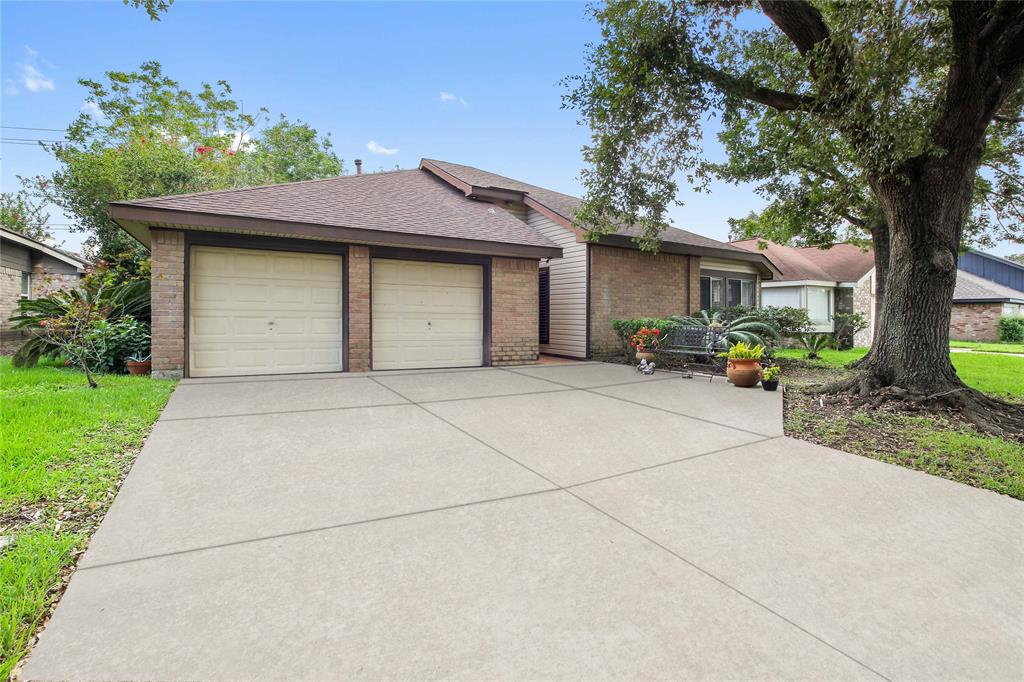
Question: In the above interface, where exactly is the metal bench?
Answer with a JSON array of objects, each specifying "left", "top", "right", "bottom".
[{"left": 654, "top": 325, "right": 729, "bottom": 381}]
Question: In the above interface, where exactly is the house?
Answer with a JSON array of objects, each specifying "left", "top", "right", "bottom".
[
  {"left": 949, "top": 250, "right": 1024, "bottom": 341},
  {"left": 1, "top": 226, "right": 87, "bottom": 348},
  {"left": 731, "top": 239, "right": 875, "bottom": 341},
  {"left": 734, "top": 239, "right": 1024, "bottom": 345},
  {"left": 109, "top": 158, "right": 775, "bottom": 379}
]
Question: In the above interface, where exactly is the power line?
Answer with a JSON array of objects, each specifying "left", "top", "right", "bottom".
[
  {"left": 1, "top": 125, "right": 66, "bottom": 132},
  {"left": 1, "top": 137, "right": 63, "bottom": 143}
]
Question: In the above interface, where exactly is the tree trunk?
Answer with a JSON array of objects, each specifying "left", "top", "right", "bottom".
[{"left": 830, "top": 166, "right": 1024, "bottom": 436}]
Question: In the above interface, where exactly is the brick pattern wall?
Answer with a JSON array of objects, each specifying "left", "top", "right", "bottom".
[
  {"left": 347, "top": 246, "right": 371, "bottom": 372},
  {"left": 0, "top": 266, "right": 24, "bottom": 333},
  {"left": 151, "top": 229, "right": 185, "bottom": 379},
  {"left": 950, "top": 302, "right": 1002, "bottom": 342},
  {"left": 588, "top": 245, "right": 691, "bottom": 357},
  {"left": 491, "top": 257, "right": 539, "bottom": 365},
  {"left": 686, "top": 255, "right": 701, "bottom": 314},
  {"left": 852, "top": 274, "right": 874, "bottom": 347}
]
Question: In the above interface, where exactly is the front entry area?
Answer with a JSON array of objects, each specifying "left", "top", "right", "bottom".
[
  {"left": 188, "top": 246, "right": 344, "bottom": 377},
  {"left": 371, "top": 258, "right": 484, "bottom": 370}
]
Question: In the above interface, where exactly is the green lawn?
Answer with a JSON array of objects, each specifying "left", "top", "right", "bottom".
[
  {"left": 776, "top": 346, "right": 1024, "bottom": 500},
  {"left": 949, "top": 340, "right": 1024, "bottom": 354},
  {"left": 0, "top": 358, "right": 175, "bottom": 678},
  {"left": 774, "top": 347, "right": 1024, "bottom": 399}
]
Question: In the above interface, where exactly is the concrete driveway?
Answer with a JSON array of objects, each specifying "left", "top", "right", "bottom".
[{"left": 24, "top": 362, "right": 1024, "bottom": 680}]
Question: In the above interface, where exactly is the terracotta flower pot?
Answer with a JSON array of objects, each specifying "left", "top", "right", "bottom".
[
  {"left": 635, "top": 351, "right": 656, "bottom": 362},
  {"left": 726, "top": 358, "right": 761, "bottom": 388},
  {"left": 127, "top": 360, "right": 152, "bottom": 376}
]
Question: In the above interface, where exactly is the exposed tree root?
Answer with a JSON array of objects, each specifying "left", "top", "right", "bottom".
[{"left": 819, "top": 372, "right": 1024, "bottom": 440}]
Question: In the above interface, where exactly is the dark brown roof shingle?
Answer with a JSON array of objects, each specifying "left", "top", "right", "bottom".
[{"left": 113, "top": 169, "right": 558, "bottom": 251}]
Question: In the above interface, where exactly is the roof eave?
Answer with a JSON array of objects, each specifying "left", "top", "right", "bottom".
[
  {"left": 953, "top": 297, "right": 1024, "bottom": 304},
  {"left": 108, "top": 203, "right": 562, "bottom": 259},
  {"left": 0, "top": 227, "right": 88, "bottom": 271},
  {"left": 595, "top": 233, "right": 780, "bottom": 279}
]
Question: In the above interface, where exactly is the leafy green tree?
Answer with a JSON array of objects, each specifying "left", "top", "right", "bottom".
[
  {"left": 566, "top": 1, "right": 1024, "bottom": 434},
  {"left": 1008, "top": 253, "right": 1024, "bottom": 265},
  {"left": 237, "top": 116, "right": 344, "bottom": 185},
  {"left": 124, "top": 0, "right": 172, "bottom": 21},
  {"left": 0, "top": 187, "right": 51, "bottom": 241},
  {"left": 34, "top": 62, "right": 342, "bottom": 265}
]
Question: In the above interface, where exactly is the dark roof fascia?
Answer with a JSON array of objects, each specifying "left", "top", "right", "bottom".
[
  {"left": 954, "top": 297, "right": 1024, "bottom": 304},
  {"left": 596, "top": 233, "right": 780, "bottom": 279},
  {"left": 419, "top": 160, "right": 527, "bottom": 204},
  {"left": 108, "top": 204, "right": 563, "bottom": 260}
]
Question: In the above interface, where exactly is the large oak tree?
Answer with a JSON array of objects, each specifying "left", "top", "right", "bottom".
[{"left": 566, "top": 0, "right": 1024, "bottom": 434}]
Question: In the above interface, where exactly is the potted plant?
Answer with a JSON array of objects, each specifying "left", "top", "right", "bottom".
[
  {"left": 719, "top": 341, "right": 764, "bottom": 388},
  {"left": 126, "top": 352, "right": 152, "bottom": 376},
  {"left": 630, "top": 326, "right": 663, "bottom": 362},
  {"left": 761, "top": 364, "right": 780, "bottom": 391}
]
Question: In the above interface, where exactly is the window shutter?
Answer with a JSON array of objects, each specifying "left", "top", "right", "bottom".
[{"left": 538, "top": 268, "right": 550, "bottom": 345}]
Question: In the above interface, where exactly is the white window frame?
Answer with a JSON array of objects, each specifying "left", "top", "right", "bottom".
[
  {"left": 740, "top": 279, "right": 754, "bottom": 307},
  {"left": 20, "top": 272, "right": 31, "bottom": 300}
]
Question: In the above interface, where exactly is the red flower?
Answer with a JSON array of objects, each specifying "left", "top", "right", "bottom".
[
  {"left": 227, "top": 150, "right": 235, "bottom": 156},
  {"left": 653, "top": 329, "right": 661, "bottom": 336},
  {"left": 640, "top": 327, "right": 649, "bottom": 334}
]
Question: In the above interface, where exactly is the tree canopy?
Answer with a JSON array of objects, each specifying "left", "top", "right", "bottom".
[
  {"left": 33, "top": 62, "right": 343, "bottom": 263},
  {"left": 566, "top": 0, "right": 1023, "bottom": 253},
  {"left": 1, "top": 188, "right": 52, "bottom": 242}
]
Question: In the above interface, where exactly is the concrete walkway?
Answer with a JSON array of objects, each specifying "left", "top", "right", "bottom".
[{"left": 24, "top": 363, "right": 1024, "bottom": 680}]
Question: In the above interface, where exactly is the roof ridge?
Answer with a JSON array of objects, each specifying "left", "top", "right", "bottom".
[{"left": 115, "top": 167, "right": 421, "bottom": 206}]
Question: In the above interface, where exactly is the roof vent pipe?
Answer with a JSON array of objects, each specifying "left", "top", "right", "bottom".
[{"left": 354, "top": 159, "right": 363, "bottom": 175}]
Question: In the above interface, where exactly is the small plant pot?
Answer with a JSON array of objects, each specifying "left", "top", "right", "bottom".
[
  {"left": 761, "top": 379, "right": 779, "bottom": 392},
  {"left": 127, "top": 360, "right": 152, "bottom": 376},
  {"left": 726, "top": 358, "right": 762, "bottom": 388},
  {"left": 635, "top": 351, "right": 656, "bottom": 362}
]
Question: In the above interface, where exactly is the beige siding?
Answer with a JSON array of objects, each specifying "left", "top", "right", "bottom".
[
  {"left": 526, "top": 208, "right": 587, "bottom": 358},
  {"left": 700, "top": 257, "right": 759, "bottom": 274}
]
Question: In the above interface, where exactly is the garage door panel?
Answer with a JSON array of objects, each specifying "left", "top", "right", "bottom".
[
  {"left": 189, "top": 246, "right": 343, "bottom": 378},
  {"left": 371, "top": 259, "right": 484, "bottom": 370}
]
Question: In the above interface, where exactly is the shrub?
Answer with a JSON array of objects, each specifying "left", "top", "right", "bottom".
[
  {"left": 629, "top": 326, "right": 665, "bottom": 353},
  {"left": 762, "top": 365, "right": 781, "bottom": 382},
  {"left": 997, "top": 315, "right": 1024, "bottom": 343},
  {"left": 91, "top": 316, "right": 151, "bottom": 374},
  {"left": 831, "top": 311, "right": 868, "bottom": 350},
  {"left": 611, "top": 318, "right": 679, "bottom": 357},
  {"left": 749, "top": 306, "right": 812, "bottom": 338},
  {"left": 795, "top": 332, "right": 832, "bottom": 359}
]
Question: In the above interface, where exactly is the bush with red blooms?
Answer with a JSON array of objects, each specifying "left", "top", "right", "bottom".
[{"left": 629, "top": 327, "right": 663, "bottom": 352}]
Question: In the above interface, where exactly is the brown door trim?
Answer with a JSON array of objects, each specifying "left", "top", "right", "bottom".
[
  {"left": 367, "top": 246, "right": 492, "bottom": 369},
  {"left": 183, "top": 231, "right": 349, "bottom": 378}
]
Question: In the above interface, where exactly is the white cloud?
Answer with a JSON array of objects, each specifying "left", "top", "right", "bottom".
[
  {"left": 366, "top": 140, "right": 398, "bottom": 155},
  {"left": 439, "top": 91, "right": 468, "bottom": 107},
  {"left": 219, "top": 129, "right": 253, "bottom": 152},
  {"left": 15, "top": 46, "right": 55, "bottom": 93},
  {"left": 80, "top": 101, "right": 105, "bottom": 122}
]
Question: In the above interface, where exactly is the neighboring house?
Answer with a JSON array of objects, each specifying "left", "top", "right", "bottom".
[
  {"left": 734, "top": 239, "right": 1024, "bottom": 344},
  {"left": 949, "top": 251, "right": 1024, "bottom": 341},
  {"left": 109, "top": 158, "right": 776, "bottom": 379},
  {"left": 1, "top": 227, "right": 87, "bottom": 347},
  {"left": 731, "top": 239, "right": 875, "bottom": 341}
]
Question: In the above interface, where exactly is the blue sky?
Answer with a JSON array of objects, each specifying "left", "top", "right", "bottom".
[{"left": 2, "top": 1, "right": 1015, "bottom": 257}]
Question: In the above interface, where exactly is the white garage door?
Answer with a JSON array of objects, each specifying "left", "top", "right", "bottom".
[
  {"left": 189, "top": 246, "right": 344, "bottom": 377},
  {"left": 372, "top": 259, "right": 483, "bottom": 370}
]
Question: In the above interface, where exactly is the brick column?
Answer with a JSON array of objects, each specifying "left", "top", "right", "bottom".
[
  {"left": 150, "top": 229, "right": 185, "bottom": 379},
  {"left": 491, "top": 257, "right": 539, "bottom": 365},
  {"left": 688, "top": 256, "right": 702, "bottom": 313},
  {"left": 347, "top": 246, "right": 371, "bottom": 372}
]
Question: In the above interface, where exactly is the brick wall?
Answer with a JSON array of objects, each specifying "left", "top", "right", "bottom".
[
  {"left": 347, "top": 246, "right": 371, "bottom": 372},
  {"left": 588, "top": 245, "right": 693, "bottom": 357},
  {"left": 950, "top": 302, "right": 1002, "bottom": 341},
  {"left": 151, "top": 229, "right": 185, "bottom": 379},
  {"left": 0, "top": 266, "right": 24, "bottom": 333},
  {"left": 491, "top": 257, "right": 539, "bottom": 365},
  {"left": 852, "top": 274, "right": 874, "bottom": 347}
]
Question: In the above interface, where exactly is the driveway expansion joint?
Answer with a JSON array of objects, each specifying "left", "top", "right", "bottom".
[
  {"left": 500, "top": 367, "right": 774, "bottom": 438},
  {"left": 369, "top": 374, "right": 886, "bottom": 680}
]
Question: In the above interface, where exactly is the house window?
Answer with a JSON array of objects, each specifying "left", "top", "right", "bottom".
[
  {"left": 20, "top": 272, "right": 31, "bottom": 299},
  {"left": 741, "top": 279, "right": 754, "bottom": 307},
  {"left": 710, "top": 277, "right": 723, "bottom": 309},
  {"left": 700, "top": 276, "right": 711, "bottom": 310},
  {"left": 538, "top": 268, "right": 550, "bottom": 345},
  {"left": 806, "top": 286, "right": 831, "bottom": 324}
]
